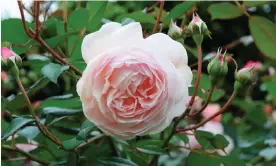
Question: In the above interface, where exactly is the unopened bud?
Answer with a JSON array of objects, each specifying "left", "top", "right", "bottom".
[
  {"left": 234, "top": 66, "right": 254, "bottom": 91},
  {"left": 207, "top": 48, "right": 228, "bottom": 85},
  {"left": 168, "top": 21, "right": 183, "bottom": 39},
  {"left": 188, "top": 13, "right": 209, "bottom": 45},
  {"left": 1, "top": 47, "right": 22, "bottom": 69}
]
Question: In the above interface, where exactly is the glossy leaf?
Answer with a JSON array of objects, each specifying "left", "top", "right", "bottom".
[
  {"left": 249, "top": 16, "right": 276, "bottom": 60},
  {"left": 211, "top": 90, "right": 225, "bottom": 102},
  {"left": 69, "top": 8, "right": 89, "bottom": 30},
  {"left": 167, "top": 1, "right": 195, "bottom": 20},
  {"left": 45, "top": 34, "right": 69, "bottom": 48},
  {"left": 98, "top": 157, "right": 137, "bottom": 166},
  {"left": 212, "top": 134, "right": 229, "bottom": 149},
  {"left": 2, "top": 117, "right": 34, "bottom": 140},
  {"left": 186, "top": 152, "right": 221, "bottom": 166},
  {"left": 243, "top": 1, "right": 267, "bottom": 7},
  {"left": 76, "top": 120, "right": 96, "bottom": 140},
  {"left": 61, "top": 138, "right": 83, "bottom": 150},
  {"left": 42, "top": 107, "right": 82, "bottom": 117},
  {"left": 42, "top": 63, "right": 69, "bottom": 84},
  {"left": 86, "top": 1, "right": 108, "bottom": 32},
  {"left": 207, "top": 3, "right": 243, "bottom": 20},
  {"left": 195, "top": 130, "right": 215, "bottom": 149},
  {"left": 1, "top": 18, "right": 31, "bottom": 44}
]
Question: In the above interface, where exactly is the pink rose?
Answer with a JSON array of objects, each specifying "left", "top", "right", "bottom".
[
  {"left": 202, "top": 104, "right": 222, "bottom": 122},
  {"left": 77, "top": 22, "right": 192, "bottom": 140}
]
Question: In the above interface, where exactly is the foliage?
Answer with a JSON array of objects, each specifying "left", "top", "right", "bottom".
[{"left": 1, "top": 1, "right": 276, "bottom": 166}]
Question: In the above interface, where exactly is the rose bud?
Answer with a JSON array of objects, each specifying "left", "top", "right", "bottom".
[
  {"left": 1, "top": 47, "right": 22, "bottom": 71},
  {"left": 77, "top": 22, "right": 193, "bottom": 140},
  {"left": 207, "top": 48, "right": 228, "bottom": 85},
  {"left": 234, "top": 66, "right": 254, "bottom": 91},
  {"left": 243, "top": 60, "right": 263, "bottom": 71},
  {"left": 188, "top": 13, "right": 209, "bottom": 45},
  {"left": 168, "top": 21, "right": 183, "bottom": 40}
]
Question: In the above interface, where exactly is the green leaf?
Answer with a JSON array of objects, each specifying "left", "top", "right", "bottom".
[
  {"left": 259, "top": 148, "right": 276, "bottom": 161},
  {"left": 137, "top": 146, "right": 165, "bottom": 155},
  {"left": 219, "top": 155, "right": 246, "bottom": 166},
  {"left": 39, "top": 96, "right": 81, "bottom": 109},
  {"left": 177, "top": 134, "right": 189, "bottom": 144},
  {"left": 135, "top": 140, "right": 164, "bottom": 155},
  {"left": 1, "top": 19, "right": 31, "bottom": 44},
  {"left": 212, "top": 134, "right": 229, "bottom": 149},
  {"left": 207, "top": 3, "right": 243, "bottom": 20},
  {"left": 135, "top": 140, "right": 163, "bottom": 147},
  {"left": 61, "top": 138, "right": 83, "bottom": 150},
  {"left": 18, "top": 126, "right": 40, "bottom": 140},
  {"left": 249, "top": 16, "right": 276, "bottom": 60},
  {"left": 211, "top": 90, "right": 225, "bottom": 102},
  {"left": 186, "top": 152, "right": 221, "bottom": 166},
  {"left": 7, "top": 78, "right": 49, "bottom": 111},
  {"left": 2, "top": 117, "right": 34, "bottom": 140},
  {"left": 98, "top": 157, "right": 137, "bottom": 166},
  {"left": 167, "top": 2, "right": 195, "bottom": 20},
  {"left": 42, "top": 107, "right": 82, "bottom": 117},
  {"left": 41, "top": 63, "right": 69, "bottom": 84},
  {"left": 45, "top": 33, "right": 69, "bottom": 48},
  {"left": 76, "top": 120, "right": 95, "bottom": 140},
  {"left": 195, "top": 130, "right": 215, "bottom": 149},
  {"left": 243, "top": 1, "right": 267, "bottom": 7},
  {"left": 116, "top": 11, "right": 155, "bottom": 24},
  {"left": 86, "top": 1, "right": 108, "bottom": 32},
  {"left": 69, "top": 8, "right": 89, "bottom": 30},
  {"left": 25, "top": 54, "right": 50, "bottom": 73}
]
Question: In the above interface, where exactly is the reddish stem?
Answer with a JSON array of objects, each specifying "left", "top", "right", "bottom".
[{"left": 152, "top": 0, "right": 164, "bottom": 33}]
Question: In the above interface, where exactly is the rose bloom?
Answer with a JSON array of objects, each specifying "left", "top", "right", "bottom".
[{"left": 77, "top": 22, "right": 192, "bottom": 140}]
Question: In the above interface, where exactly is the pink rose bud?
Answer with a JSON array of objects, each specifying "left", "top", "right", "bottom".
[
  {"left": 244, "top": 60, "right": 263, "bottom": 71},
  {"left": 1, "top": 47, "right": 22, "bottom": 69},
  {"left": 188, "top": 13, "right": 209, "bottom": 36},
  {"left": 33, "top": 101, "right": 40, "bottom": 107},
  {"left": 77, "top": 22, "right": 193, "bottom": 140},
  {"left": 168, "top": 21, "right": 183, "bottom": 39}
]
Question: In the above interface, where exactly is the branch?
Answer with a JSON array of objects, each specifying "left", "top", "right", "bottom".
[
  {"left": 2, "top": 145, "right": 50, "bottom": 166},
  {"left": 177, "top": 91, "right": 237, "bottom": 132},
  {"left": 188, "top": 86, "right": 215, "bottom": 117},
  {"left": 34, "top": 1, "right": 40, "bottom": 38},
  {"left": 152, "top": 0, "right": 164, "bottom": 33},
  {"left": 15, "top": 77, "right": 62, "bottom": 147},
  {"left": 17, "top": 0, "right": 34, "bottom": 38},
  {"left": 17, "top": 0, "right": 83, "bottom": 76},
  {"left": 74, "top": 134, "right": 105, "bottom": 151}
]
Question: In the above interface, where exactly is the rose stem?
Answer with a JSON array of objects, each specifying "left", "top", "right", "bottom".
[
  {"left": 152, "top": 0, "right": 164, "bottom": 33},
  {"left": 2, "top": 145, "right": 50, "bottom": 166},
  {"left": 15, "top": 76, "right": 62, "bottom": 147},
  {"left": 188, "top": 85, "right": 215, "bottom": 117},
  {"left": 177, "top": 91, "right": 236, "bottom": 132}
]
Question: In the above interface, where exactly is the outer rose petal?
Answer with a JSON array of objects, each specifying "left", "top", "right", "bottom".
[
  {"left": 144, "top": 33, "right": 192, "bottom": 86},
  {"left": 145, "top": 33, "right": 188, "bottom": 65},
  {"left": 81, "top": 22, "right": 143, "bottom": 63}
]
